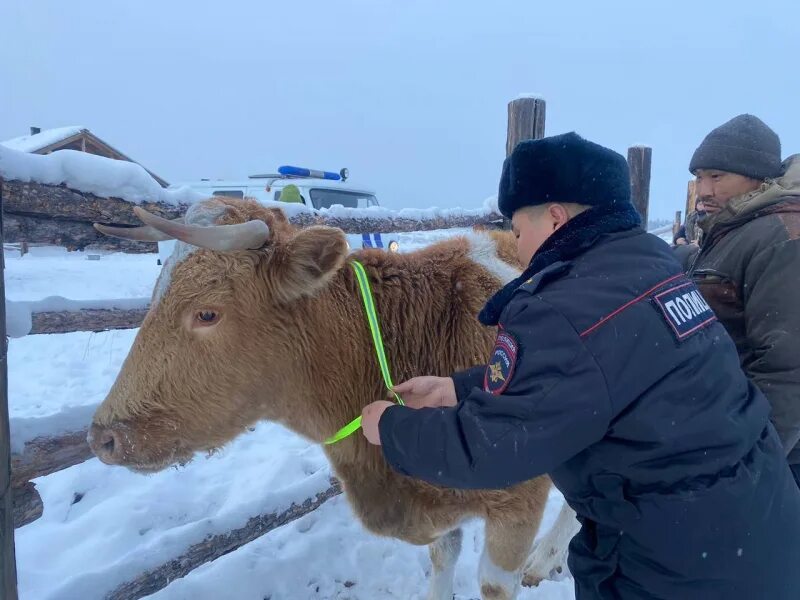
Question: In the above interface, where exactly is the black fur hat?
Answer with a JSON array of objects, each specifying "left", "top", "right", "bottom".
[{"left": 498, "top": 132, "right": 632, "bottom": 219}]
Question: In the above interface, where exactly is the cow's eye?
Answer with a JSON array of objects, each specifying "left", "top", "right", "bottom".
[{"left": 195, "top": 310, "right": 219, "bottom": 324}]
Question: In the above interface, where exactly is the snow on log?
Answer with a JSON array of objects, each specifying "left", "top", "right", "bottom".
[
  {"left": 105, "top": 480, "right": 343, "bottom": 600},
  {"left": 0, "top": 145, "right": 200, "bottom": 207},
  {"left": 30, "top": 308, "right": 149, "bottom": 335},
  {"left": 1, "top": 178, "right": 184, "bottom": 224},
  {"left": 1, "top": 177, "right": 183, "bottom": 251},
  {"left": 10, "top": 427, "right": 93, "bottom": 488},
  {"left": 7, "top": 297, "right": 151, "bottom": 337},
  {"left": 9, "top": 424, "right": 91, "bottom": 527},
  {"left": 289, "top": 210, "right": 503, "bottom": 233},
  {"left": 1, "top": 148, "right": 503, "bottom": 250}
]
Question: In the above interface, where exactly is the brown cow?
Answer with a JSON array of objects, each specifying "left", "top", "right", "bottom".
[{"left": 89, "top": 197, "right": 573, "bottom": 600}]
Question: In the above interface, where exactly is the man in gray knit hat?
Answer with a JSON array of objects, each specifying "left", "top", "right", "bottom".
[{"left": 687, "top": 114, "right": 800, "bottom": 485}]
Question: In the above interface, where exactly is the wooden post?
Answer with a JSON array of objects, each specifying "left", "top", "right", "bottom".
[
  {"left": 686, "top": 179, "right": 697, "bottom": 216},
  {"left": 0, "top": 179, "right": 19, "bottom": 600},
  {"left": 503, "top": 97, "right": 546, "bottom": 228},
  {"left": 627, "top": 146, "right": 652, "bottom": 225},
  {"left": 673, "top": 210, "right": 682, "bottom": 238},
  {"left": 506, "top": 97, "right": 546, "bottom": 156}
]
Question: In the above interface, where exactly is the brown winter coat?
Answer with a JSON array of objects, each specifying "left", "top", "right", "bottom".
[{"left": 688, "top": 155, "right": 800, "bottom": 464}]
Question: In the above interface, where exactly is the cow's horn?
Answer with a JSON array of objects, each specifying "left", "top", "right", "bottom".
[
  {"left": 133, "top": 206, "right": 270, "bottom": 251},
  {"left": 93, "top": 222, "right": 175, "bottom": 242}
]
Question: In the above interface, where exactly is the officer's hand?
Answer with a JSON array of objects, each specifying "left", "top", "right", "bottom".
[
  {"left": 361, "top": 400, "right": 394, "bottom": 445},
  {"left": 391, "top": 376, "right": 457, "bottom": 409}
]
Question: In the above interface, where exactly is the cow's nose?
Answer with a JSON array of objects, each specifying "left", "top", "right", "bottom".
[{"left": 88, "top": 423, "right": 124, "bottom": 465}]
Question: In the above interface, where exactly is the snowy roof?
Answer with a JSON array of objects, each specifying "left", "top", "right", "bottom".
[
  {"left": 1, "top": 126, "right": 87, "bottom": 153},
  {"left": 1, "top": 126, "right": 170, "bottom": 186}
]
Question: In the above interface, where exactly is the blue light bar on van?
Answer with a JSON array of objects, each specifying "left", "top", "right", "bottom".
[{"left": 278, "top": 165, "right": 341, "bottom": 181}]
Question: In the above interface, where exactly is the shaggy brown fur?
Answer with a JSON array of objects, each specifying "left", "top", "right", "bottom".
[
  {"left": 90, "top": 198, "right": 552, "bottom": 599},
  {"left": 483, "top": 229, "right": 523, "bottom": 269}
]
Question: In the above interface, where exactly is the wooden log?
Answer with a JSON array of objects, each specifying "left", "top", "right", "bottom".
[
  {"left": 503, "top": 97, "right": 546, "bottom": 230},
  {"left": 627, "top": 146, "right": 652, "bottom": 225},
  {"left": 3, "top": 213, "right": 157, "bottom": 252},
  {"left": 11, "top": 428, "right": 93, "bottom": 488},
  {"left": 1, "top": 179, "right": 184, "bottom": 225},
  {"left": 288, "top": 212, "right": 503, "bottom": 234},
  {"left": 105, "top": 480, "right": 343, "bottom": 600},
  {"left": 3, "top": 178, "right": 503, "bottom": 234},
  {"left": 686, "top": 179, "right": 697, "bottom": 216},
  {"left": 0, "top": 180, "right": 19, "bottom": 599},
  {"left": 3, "top": 178, "right": 504, "bottom": 244},
  {"left": 31, "top": 308, "right": 149, "bottom": 335},
  {"left": 506, "top": 97, "right": 546, "bottom": 156},
  {"left": 12, "top": 482, "right": 42, "bottom": 529},
  {"left": 8, "top": 425, "right": 93, "bottom": 528}
]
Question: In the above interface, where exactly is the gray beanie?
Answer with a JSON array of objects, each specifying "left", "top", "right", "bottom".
[{"left": 689, "top": 114, "right": 782, "bottom": 180}]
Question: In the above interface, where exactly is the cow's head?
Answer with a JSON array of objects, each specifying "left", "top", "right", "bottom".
[{"left": 88, "top": 198, "right": 349, "bottom": 472}]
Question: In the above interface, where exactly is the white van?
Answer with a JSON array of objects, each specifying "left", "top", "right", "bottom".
[
  {"left": 177, "top": 166, "right": 379, "bottom": 210},
  {"left": 158, "top": 166, "right": 400, "bottom": 263}
]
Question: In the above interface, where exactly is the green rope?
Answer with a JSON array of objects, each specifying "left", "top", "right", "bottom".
[{"left": 324, "top": 261, "right": 404, "bottom": 445}]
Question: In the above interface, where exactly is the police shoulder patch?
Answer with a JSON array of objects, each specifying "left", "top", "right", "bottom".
[
  {"left": 653, "top": 281, "right": 716, "bottom": 341},
  {"left": 484, "top": 329, "right": 519, "bottom": 395}
]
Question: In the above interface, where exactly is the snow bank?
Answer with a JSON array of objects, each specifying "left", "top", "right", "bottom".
[{"left": 0, "top": 145, "right": 203, "bottom": 206}]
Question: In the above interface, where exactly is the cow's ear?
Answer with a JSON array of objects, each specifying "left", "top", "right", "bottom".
[{"left": 269, "top": 226, "right": 348, "bottom": 302}]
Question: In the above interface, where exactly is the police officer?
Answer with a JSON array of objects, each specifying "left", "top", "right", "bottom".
[{"left": 361, "top": 132, "right": 800, "bottom": 599}]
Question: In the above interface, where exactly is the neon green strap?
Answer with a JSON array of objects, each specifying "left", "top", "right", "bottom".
[
  {"left": 324, "top": 260, "right": 404, "bottom": 445},
  {"left": 324, "top": 414, "right": 364, "bottom": 445}
]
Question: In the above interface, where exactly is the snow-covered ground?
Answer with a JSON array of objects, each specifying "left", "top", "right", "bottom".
[
  {"left": 7, "top": 235, "right": 578, "bottom": 600},
  {"left": 4, "top": 245, "right": 161, "bottom": 302}
]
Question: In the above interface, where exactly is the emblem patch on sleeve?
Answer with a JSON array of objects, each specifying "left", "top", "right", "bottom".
[
  {"left": 484, "top": 330, "right": 518, "bottom": 395},
  {"left": 653, "top": 282, "right": 716, "bottom": 340}
]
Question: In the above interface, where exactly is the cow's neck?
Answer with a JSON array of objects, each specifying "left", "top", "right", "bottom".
[
  {"left": 276, "top": 257, "right": 400, "bottom": 451},
  {"left": 277, "top": 245, "right": 500, "bottom": 474}
]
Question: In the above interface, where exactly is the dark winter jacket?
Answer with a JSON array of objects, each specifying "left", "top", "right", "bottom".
[
  {"left": 689, "top": 155, "right": 800, "bottom": 465},
  {"left": 379, "top": 203, "right": 800, "bottom": 599}
]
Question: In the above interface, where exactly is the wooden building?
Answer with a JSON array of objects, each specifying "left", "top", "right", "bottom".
[{"left": 1, "top": 126, "right": 168, "bottom": 187}]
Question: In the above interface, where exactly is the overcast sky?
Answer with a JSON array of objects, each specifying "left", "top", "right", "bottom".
[{"left": 2, "top": 0, "right": 796, "bottom": 219}]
